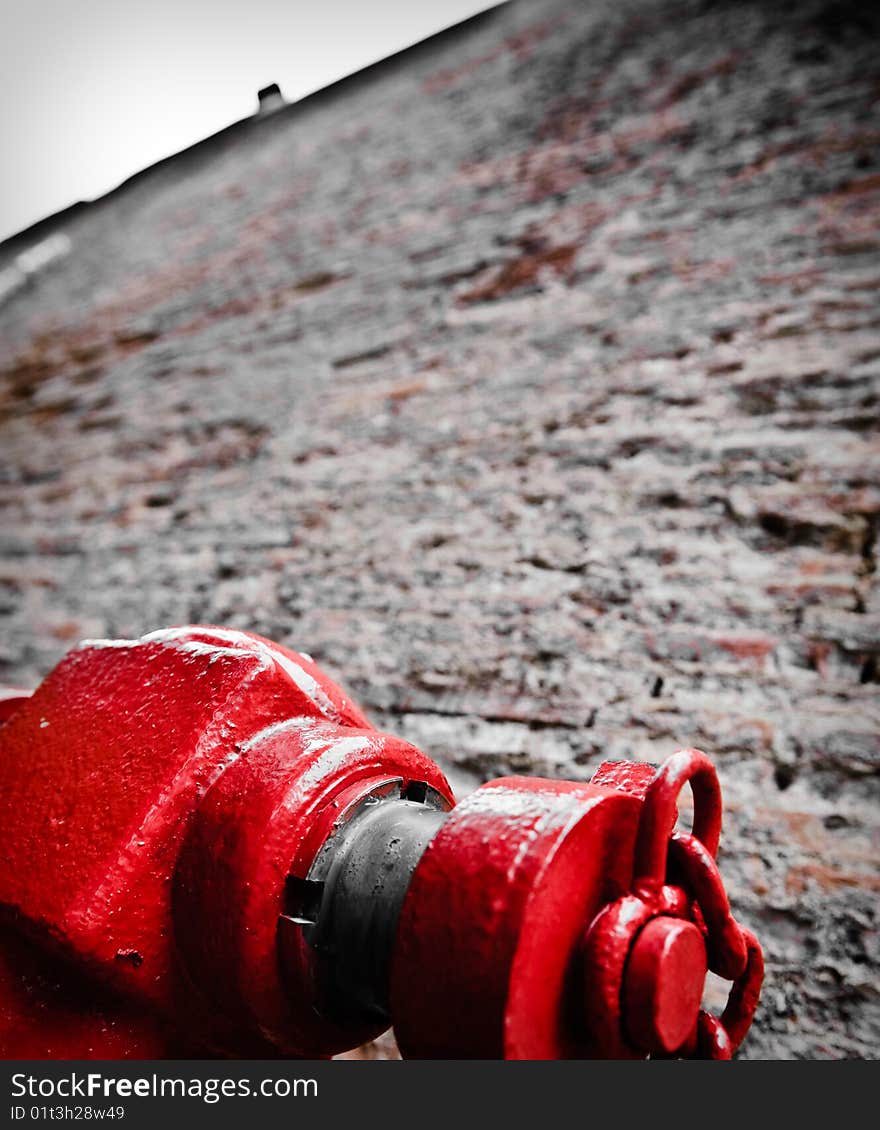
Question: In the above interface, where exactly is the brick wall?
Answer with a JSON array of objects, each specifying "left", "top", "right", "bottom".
[{"left": 1, "top": 0, "right": 878, "bottom": 1058}]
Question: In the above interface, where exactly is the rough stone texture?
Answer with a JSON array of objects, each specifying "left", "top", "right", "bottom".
[{"left": 1, "top": 0, "right": 878, "bottom": 1059}]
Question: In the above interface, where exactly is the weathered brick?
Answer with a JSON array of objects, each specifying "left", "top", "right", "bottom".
[{"left": 1, "top": 0, "right": 878, "bottom": 1059}]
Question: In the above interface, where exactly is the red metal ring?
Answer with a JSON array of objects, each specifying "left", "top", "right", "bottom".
[
  {"left": 633, "top": 749, "right": 723, "bottom": 892},
  {"left": 669, "top": 831, "right": 747, "bottom": 980},
  {"left": 696, "top": 1011, "right": 733, "bottom": 1059},
  {"left": 720, "top": 926, "right": 765, "bottom": 1054}
]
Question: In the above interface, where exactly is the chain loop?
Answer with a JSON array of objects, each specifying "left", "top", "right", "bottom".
[
  {"left": 670, "top": 833, "right": 764, "bottom": 1056},
  {"left": 696, "top": 1012, "right": 732, "bottom": 1059},
  {"left": 719, "top": 926, "right": 764, "bottom": 1054},
  {"left": 633, "top": 748, "right": 722, "bottom": 892},
  {"left": 669, "top": 831, "right": 747, "bottom": 980}
]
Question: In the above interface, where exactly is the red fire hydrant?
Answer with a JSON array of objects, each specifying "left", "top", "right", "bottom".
[{"left": 0, "top": 627, "right": 762, "bottom": 1059}]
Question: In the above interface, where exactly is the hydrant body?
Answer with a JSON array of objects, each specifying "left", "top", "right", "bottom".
[{"left": 0, "top": 627, "right": 762, "bottom": 1059}]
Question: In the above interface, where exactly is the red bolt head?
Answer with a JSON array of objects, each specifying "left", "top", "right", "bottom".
[{"left": 623, "top": 916, "right": 707, "bottom": 1055}]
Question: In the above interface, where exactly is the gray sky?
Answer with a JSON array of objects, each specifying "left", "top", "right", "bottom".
[{"left": 0, "top": 0, "right": 495, "bottom": 243}]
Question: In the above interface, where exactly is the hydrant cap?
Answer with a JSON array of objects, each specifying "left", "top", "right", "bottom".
[{"left": 623, "top": 916, "right": 707, "bottom": 1054}]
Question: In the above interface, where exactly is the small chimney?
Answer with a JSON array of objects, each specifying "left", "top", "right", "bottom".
[{"left": 257, "top": 83, "right": 285, "bottom": 115}]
